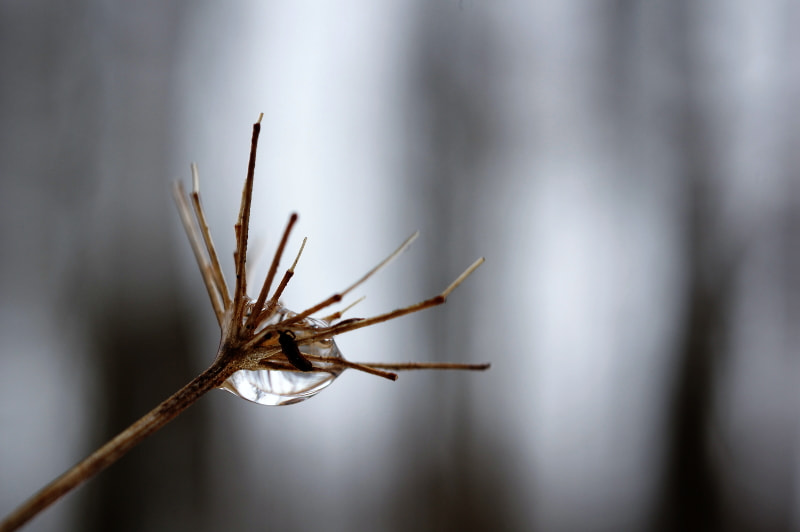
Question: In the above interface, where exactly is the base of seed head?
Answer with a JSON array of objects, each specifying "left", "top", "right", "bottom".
[{"left": 173, "top": 113, "right": 489, "bottom": 405}]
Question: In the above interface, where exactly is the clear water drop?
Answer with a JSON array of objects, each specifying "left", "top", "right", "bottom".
[{"left": 219, "top": 309, "right": 345, "bottom": 406}]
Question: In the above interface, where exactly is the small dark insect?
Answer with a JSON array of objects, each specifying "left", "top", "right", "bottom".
[{"left": 278, "top": 330, "right": 314, "bottom": 372}]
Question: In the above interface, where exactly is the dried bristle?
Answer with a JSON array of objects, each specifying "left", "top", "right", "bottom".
[
  {"left": 321, "top": 296, "right": 366, "bottom": 322},
  {"left": 173, "top": 181, "right": 225, "bottom": 326},
  {"left": 231, "top": 113, "right": 264, "bottom": 330},
  {"left": 183, "top": 114, "right": 488, "bottom": 378},
  {"left": 190, "top": 164, "right": 231, "bottom": 309},
  {"left": 260, "top": 236, "right": 307, "bottom": 322},
  {"left": 245, "top": 213, "right": 298, "bottom": 330},
  {"left": 291, "top": 257, "right": 486, "bottom": 346},
  {"left": 246, "top": 232, "right": 421, "bottom": 348}
]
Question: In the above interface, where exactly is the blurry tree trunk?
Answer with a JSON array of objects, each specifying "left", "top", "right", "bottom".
[
  {"left": 652, "top": 3, "right": 730, "bottom": 530},
  {"left": 384, "top": 7, "right": 512, "bottom": 532},
  {"left": 58, "top": 4, "right": 209, "bottom": 532},
  {"left": 0, "top": 3, "right": 207, "bottom": 531},
  {"left": 653, "top": 165, "right": 729, "bottom": 531}
]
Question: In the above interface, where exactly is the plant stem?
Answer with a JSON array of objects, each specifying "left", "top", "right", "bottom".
[{"left": 0, "top": 360, "right": 233, "bottom": 532}]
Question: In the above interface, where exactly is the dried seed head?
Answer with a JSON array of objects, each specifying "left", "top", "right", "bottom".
[
  {"left": 0, "top": 115, "right": 492, "bottom": 532},
  {"left": 173, "top": 114, "right": 489, "bottom": 405}
]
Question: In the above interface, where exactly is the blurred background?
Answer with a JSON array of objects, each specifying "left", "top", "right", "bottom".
[{"left": 1, "top": 1, "right": 799, "bottom": 531}]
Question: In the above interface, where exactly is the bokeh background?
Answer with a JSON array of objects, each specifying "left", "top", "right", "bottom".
[{"left": 2, "top": 2, "right": 799, "bottom": 531}]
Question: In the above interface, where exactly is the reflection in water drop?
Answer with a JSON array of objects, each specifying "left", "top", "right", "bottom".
[{"left": 219, "top": 309, "right": 345, "bottom": 406}]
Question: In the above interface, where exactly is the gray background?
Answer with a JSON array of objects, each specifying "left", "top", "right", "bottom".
[{"left": 1, "top": 1, "right": 799, "bottom": 531}]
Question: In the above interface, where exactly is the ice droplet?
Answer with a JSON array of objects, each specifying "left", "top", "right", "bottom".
[{"left": 220, "top": 310, "right": 345, "bottom": 406}]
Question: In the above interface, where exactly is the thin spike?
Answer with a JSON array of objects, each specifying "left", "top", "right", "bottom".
[
  {"left": 359, "top": 361, "right": 490, "bottom": 371},
  {"left": 257, "top": 237, "right": 307, "bottom": 322},
  {"left": 246, "top": 213, "right": 298, "bottom": 330},
  {"left": 340, "top": 231, "right": 419, "bottom": 296},
  {"left": 321, "top": 296, "right": 366, "bottom": 322},
  {"left": 327, "top": 358, "right": 398, "bottom": 380},
  {"left": 190, "top": 164, "right": 231, "bottom": 309},
  {"left": 232, "top": 114, "right": 264, "bottom": 328},
  {"left": 295, "top": 355, "right": 398, "bottom": 380},
  {"left": 172, "top": 182, "right": 224, "bottom": 325},
  {"left": 256, "top": 357, "right": 397, "bottom": 381},
  {"left": 442, "top": 257, "right": 485, "bottom": 297},
  {"left": 299, "top": 257, "right": 485, "bottom": 344},
  {"left": 246, "top": 232, "right": 420, "bottom": 348}
]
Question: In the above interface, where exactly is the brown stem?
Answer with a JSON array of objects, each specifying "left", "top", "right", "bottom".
[{"left": 0, "top": 361, "right": 233, "bottom": 532}]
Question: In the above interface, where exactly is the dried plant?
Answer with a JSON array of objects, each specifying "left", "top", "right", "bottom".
[{"left": 0, "top": 114, "right": 488, "bottom": 531}]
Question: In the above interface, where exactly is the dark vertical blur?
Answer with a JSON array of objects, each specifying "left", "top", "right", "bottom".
[
  {"left": 653, "top": 64, "right": 728, "bottom": 532},
  {"left": 0, "top": 2, "right": 207, "bottom": 531},
  {"left": 651, "top": 2, "right": 798, "bottom": 531},
  {"left": 386, "top": 6, "right": 513, "bottom": 532},
  {"left": 71, "top": 4, "right": 208, "bottom": 532},
  {"left": 651, "top": 3, "right": 728, "bottom": 529}
]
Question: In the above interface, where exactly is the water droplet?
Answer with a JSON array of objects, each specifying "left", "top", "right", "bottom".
[{"left": 220, "top": 309, "right": 345, "bottom": 406}]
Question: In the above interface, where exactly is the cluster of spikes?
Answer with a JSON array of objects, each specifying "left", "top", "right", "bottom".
[
  {"left": 173, "top": 114, "right": 489, "bottom": 405},
  {"left": 0, "top": 114, "right": 491, "bottom": 532}
]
